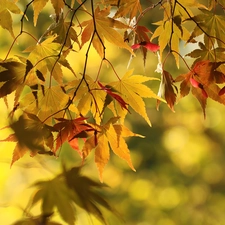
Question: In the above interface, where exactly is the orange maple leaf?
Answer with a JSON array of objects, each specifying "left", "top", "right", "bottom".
[
  {"left": 53, "top": 117, "right": 95, "bottom": 156},
  {"left": 175, "top": 60, "right": 225, "bottom": 116}
]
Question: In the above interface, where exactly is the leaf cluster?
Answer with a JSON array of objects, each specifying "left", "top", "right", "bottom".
[
  {"left": 2, "top": 0, "right": 225, "bottom": 224},
  {"left": 12, "top": 166, "right": 116, "bottom": 225}
]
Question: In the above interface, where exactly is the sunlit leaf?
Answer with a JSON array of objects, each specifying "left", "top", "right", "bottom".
[
  {"left": 109, "top": 69, "right": 161, "bottom": 125},
  {"left": 175, "top": 60, "right": 225, "bottom": 116},
  {"left": 53, "top": 116, "right": 95, "bottom": 156},
  {"left": 105, "top": 0, "right": 142, "bottom": 20},
  {"left": 0, "top": 0, "right": 23, "bottom": 38},
  {"left": 80, "top": 6, "right": 133, "bottom": 58}
]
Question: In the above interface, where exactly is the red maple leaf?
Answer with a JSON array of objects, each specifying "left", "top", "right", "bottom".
[
  {"left": 131, "top": 41, "right": 159, "bottom": 52},
  {"left": 98, "top": 81, "right": 130, "bottom": 112},
  {"left": 54, "top": 117, "right": 95, "bottom": 156}
]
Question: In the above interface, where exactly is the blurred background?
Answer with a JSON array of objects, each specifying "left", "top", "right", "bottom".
[{"left": 1, "top": 0, "right": 225, "bottom": 225}]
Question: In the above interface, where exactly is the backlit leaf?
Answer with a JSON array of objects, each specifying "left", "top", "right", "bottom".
[
  {"left": 82, "top": 117, "right": 140, "bottom": 181},
  {"left": 109, "top": 70, "right": 161, "bottom": 126},
  {"left": 0, "top": 0, "right": 23, "bottom": 38},
  {"left": 53, "top": 117, "right": 95, "bottom": 156},
  {"left": 1, "top": 113, "right": 54, "bottom": 166},
  {"left": 33, "top": 0, "right": 49, "bottom": 26},
  {"left": 176, "top": 60, "right": 225, "bottom": 116},
  {"left": 21, "top": 85, "right": 69, "bottom": 124},
  {"left": 80, "top": 6, "right": 133, "bottom": 58},
  {"left": 105, "top": 0, "right": 142, "bottom": 20}
]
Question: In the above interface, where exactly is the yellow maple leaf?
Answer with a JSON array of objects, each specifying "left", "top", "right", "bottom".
[
  {"left": 104, "top": 0, "right": 142, "bottom": 20},
  {"left": 109, "top": 69, "right": 162, "bottom": 126},
  {"left": 0, "top": 0, "right": 23, "bottom": 38},
  {"left": 75, "top": 76, "right": 106, "bottom": 124},
  {"left": 32, "top": 0, "right": 64, "bottom": 26},
  {"left": 24, "top": 35, "right": 74, "bottom": 85},
  {"left": 80, "top": 6, "right": 133, "bottom": 58},
  {"left": 82, "top": 117, "right": 142, "bottom": 181}
]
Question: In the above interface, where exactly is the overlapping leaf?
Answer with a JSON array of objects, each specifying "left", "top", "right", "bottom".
[
  {"left": 0, "top": 0, "right": 23, "bottom": 38},
  {"left": 80, "top": 6, "right": 133, "bottom": 58},
  {"left": 20, "top": 85, "right": 70, "bottom": 124},
  {"left": 151, "top": 17, "right": 190, "bottom": 67},
  {"left": 63, "top": 166, "right": 118, "bottom": 224},
  {"left": 157, "top": 70, "right": 178, "bottom": 112},
  {"left": 105, "top": 0, "right": 142, "bottom": 20},
  {"left": 175, "top": 60, "right": 225, "bottom": 116},
  {"left": 43, "top": 14, "right": 80, "bottom": 49},
  {"left": 32, "top": 0, "right": 64, "bottom": 26},
  {"left": 24, "top": 35, "right": 75, "bottom": 84},
  {"left": 186, "top": 39, "right": 225, "bottom": 73},
  {"left": 53, "top": 117, "right": 95, "bottom": 156},
  {"left": 0, "top": 58, "right": 44, "bottom": 108},
  {"left": 187, "top": 9, "right": 225, "bottom": 48},
  {"left": 0, "top": 113, "right": 54, "bottom": 166},
  {"left": 82, "top": 117, "right": 143, "bottom": 181},
  {"left": 31, "top": 177, "right": 76, "bottom": 225},
  {"left": 72, "top": 76, "right": 106, "bottom": 124}
]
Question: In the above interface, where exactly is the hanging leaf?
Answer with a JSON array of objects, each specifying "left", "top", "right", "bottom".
[
  {"left": 63, "top": 166, "right": 119, "bottom": 224},
  {"left": 82, "top": 117, "right": 142, "bottom": 181},
  {"left": 157, "top": 70, "right": 178, "bottom": 112},
  {"left": 175, "top": 60, "right": 225, "bottom": 116},
  {"left": 1, "top": 113, "right": 54, "bottom": 166},
  {"left": 0, "top": 0, "right": 23, "bottom": 38},
  {"left": 53, "top": 116, "right": 95, "bottom": 156},
  {"left": 31, "top": 177, "right": 76, "bottom": 225},
  {"left": 80, "top": 6, "right": 133, "bottom": 58},
  {"left": 109, "top": 70, "right": 162, "bottom": 125}
]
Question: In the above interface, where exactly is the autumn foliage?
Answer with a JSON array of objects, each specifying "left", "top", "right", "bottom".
[{"left": 1, "top": 0, "right": 225, "bottom": 224}]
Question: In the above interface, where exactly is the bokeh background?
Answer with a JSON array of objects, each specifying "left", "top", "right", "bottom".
[{"left": 1, "top": 1, "right": 225, "bottom": 224}]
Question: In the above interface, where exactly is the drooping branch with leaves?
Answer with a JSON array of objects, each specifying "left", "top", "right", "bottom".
[{"left": 1, "top": 0, "right": 225, "bottom": 224}]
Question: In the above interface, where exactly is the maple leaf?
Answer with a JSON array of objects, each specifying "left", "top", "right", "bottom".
[
  {"left": 104, "top": 0, "right": 142, "bottom": 20},
  {"left": 109, "top": 70, "right": 162, "bottom": 126},
  {"left": 20, "top": 85, "right": 70, "bottom": 124},
  {"left": 175, "top": 60, "right": 225, "bottom": 116},
  {"left": 53, "top": 116, "right": 95, "bottom": 156},
  {"left": 24, "top": 35, "right": 75, "bottom": 84},
  {"left": 0, "top": 58, "right": 41, "bottom": 108},
  {"left": 157, "top": 70, "right": 178, "bottom": 112},
  {"left": 98, "top": 81, "right": 130, "bottom": 113},
  {"left": 0, "top": 0, "right": 23, "bottom": 38},
  {"left": 0, "top": 59, "right": 26, "bottom": 98},
  {"left": 31, "top": 177, "right": 76, "bottom": 225},
  {"left": 32, "top": 0, "right": 64, "bottom": 26},
  {"left": 151, "top": 18, "right": 190, "bottom": 67},
  {"left": 186, "top": 39, "right": 225, "bottom": 74},
  {"left": 70, "top": 76, "right": 106, "bottom": 124},
  {"left": 131, "top": 41, "right": 160, "bottom": 52},
  {"left": 187, "top": 9, "right": 225, "bottom": 48},
  {"left": 151, "top": 0, "right": 203, "bottom": 67},
  {"left": 63, "top": 166, "right": 119, "bottom": 223},
  {"left": 40, "top": 12, "right": 80, "bottom": 49},
  {"left": 128, "top": 25, "right": 152, "bottom": 65},
  {"left": 82, "top": 117, "right": 143, "bottom": 181},
  {"left": 80, "top": 6, "right": 133, "bottom": 58},
  {"left": 1, "top": 113, "right": 54, "bottom": 166}
]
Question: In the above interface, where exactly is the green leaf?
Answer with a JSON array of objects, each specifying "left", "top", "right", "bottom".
[
  {"left": 63, "top": 166, "right": 118, "bottom": 224},
  {"left": 32, "top": 177, "right": 76, "bottom": 225}
]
